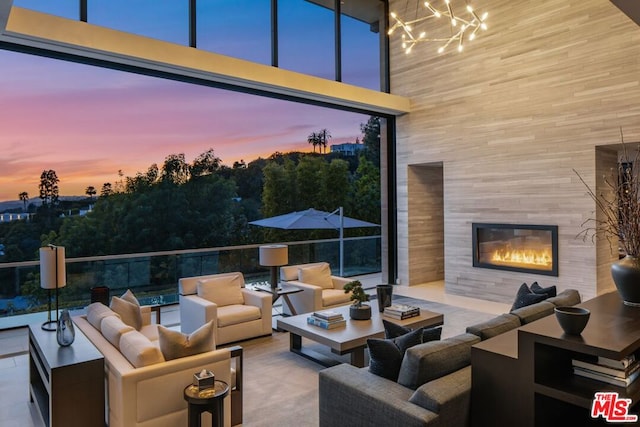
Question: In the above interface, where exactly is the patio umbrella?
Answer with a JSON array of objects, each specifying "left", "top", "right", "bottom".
[{"left": 249, "top": 207, "right": 379, "bottom": 276}]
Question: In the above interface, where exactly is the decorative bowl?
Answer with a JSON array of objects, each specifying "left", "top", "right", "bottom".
[{"left": 554, "top": 306, "right": 590, "bottom": 335}]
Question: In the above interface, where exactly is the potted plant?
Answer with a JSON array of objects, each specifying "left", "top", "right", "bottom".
[
  {"left": 343, "top": 280, "right": 371, "bottom": 320},
  {"left": 574, "top": 132, "right": 640, "bottom": 306}
]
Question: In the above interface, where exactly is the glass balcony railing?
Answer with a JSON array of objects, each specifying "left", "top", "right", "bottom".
[{"left": 0, "top": 236, "right": 381, "bottom": 324}]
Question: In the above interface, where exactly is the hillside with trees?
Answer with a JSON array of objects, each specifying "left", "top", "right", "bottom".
[{"left": 0, "top": 117, "right": 382, "bottom": 263}]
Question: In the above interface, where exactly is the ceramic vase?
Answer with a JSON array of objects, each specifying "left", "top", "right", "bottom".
[
  {"left": 376, "top": 284, "right": 393, "bottom": 312},
  {"left": 349, "top": 304, "right": 371, "bottom": 320},
  {"left": 611, "top": 255, "right": 640, "bottom": 307},
  {"left": 56, "top": 309, "right": 75, "bottom": 346}
]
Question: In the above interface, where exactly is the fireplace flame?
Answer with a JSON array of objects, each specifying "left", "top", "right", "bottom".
[{"left": 491, "top": 249, "right": 552, "bottom": 267}]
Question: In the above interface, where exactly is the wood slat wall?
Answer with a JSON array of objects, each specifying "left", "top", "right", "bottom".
[{"left": 390, "top": 0, "right": 640, "bottom": 302}]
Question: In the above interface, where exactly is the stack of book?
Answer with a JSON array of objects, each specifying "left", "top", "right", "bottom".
[
  {"left": 307, "top": 310, "right": 346, "bottom": 329},
  {"left": 572, "top": 354, "right": 640, "bottom": 387},
  {"left": 383, "top": 304, "right": 421, "bottom": 320}
]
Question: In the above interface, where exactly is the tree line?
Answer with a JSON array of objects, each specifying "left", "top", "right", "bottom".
[{"left": 0, "top": 117, "right": 382, "bottom": 265}]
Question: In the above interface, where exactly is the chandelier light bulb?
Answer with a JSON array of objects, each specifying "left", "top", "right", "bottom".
[{"left": 389, "top": 0, "right": 489, "bottom": 55}]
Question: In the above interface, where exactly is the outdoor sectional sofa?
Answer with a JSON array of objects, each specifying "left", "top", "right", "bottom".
[{"left": 318, "top": 288, "right": 581, "bottom": 427}]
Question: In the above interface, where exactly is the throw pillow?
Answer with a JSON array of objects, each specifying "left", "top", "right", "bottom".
[
  {"left": 511, "top": 283, "right": 547, "bottom": 311},
  {"left": 110, "top": 296, "right": 143, "bottom": 330},
  {"left": 157, "top": 321, "right": 215, "bottom": 361},
  {"left": 197, "top": 273, "right": 245, "bottom": 307},
  {"left": 367, "top": 328, "right": 423, "bottom": 381},
  {"left": 382, "top": 319, "right": 442, "bottom": 343},
  {"left": 121, "top": 288, "right": 141, "bottom": 306},
  {"left": 531, "top": 281, "right": 557, "bottom": 298},
  {"left": 298, "top": 263, "right": 334, "bottom": 289}
]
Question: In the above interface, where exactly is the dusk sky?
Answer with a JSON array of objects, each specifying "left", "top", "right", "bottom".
[{"left": 1, "top": 1, "right": 379, "bottom": 202}]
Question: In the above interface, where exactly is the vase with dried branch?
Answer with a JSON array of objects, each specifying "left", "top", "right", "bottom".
[{"left": 574, "top": 130, "right": 640, "bottom": 306}]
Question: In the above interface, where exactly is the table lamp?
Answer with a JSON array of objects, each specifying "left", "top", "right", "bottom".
[
  {"left": 40, "top": 245, "right": 66, "bottom": 331},
  {"left": 259, "top": 245, "right": 288, "bottom": 291}
]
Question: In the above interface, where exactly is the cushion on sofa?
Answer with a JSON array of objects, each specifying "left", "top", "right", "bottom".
[
  {"left": 510, "top": 301, "right": 555, "bottom": 324},
  {"left": 298, "top": 263, "right": 333, "bottom": 289},
  {"left": 157, "top": 321, "right": 215, "bottom": 361},
  {"left": 511, "top": 283, "right": 547, "bottom": 310},
  {"left": 216, "top": 304, "right": 262, "bottom": 327},
  {"left": 111, "top": 296, "right": 143, "bottom": 330},
  {"left": 321, "top": 289, "right": 352, "bottom": 306},
  {"left": 531, "top": 282, "right": 557, "bottom": 298},
  {"left": 383, "top": 319, "right": 442, "bottom": 343},
  {"left": 100, "top": 315, "right": 134, "bottom": 349},
  {"left": 197, "top": 273, "right": 245, "bottom": 307},
  {"left": 409, "top": 365, "right": 472, "bottom": 414},
  {"left": 547, "top": 289, "right": 581, "bottom": 307},
  {"left": 119, "top": 330, "right": 165, "bottom": 368},
  {"left": 367, "top": 328, "right": 423, "bottom": 381},
  {"left": 86, "top": 302, "right": 119, "bottom": 332},
  {"left": 466, "top": 313, "right": 521, "bottom": 340},
  {"left": 397, "top": 333, "right": 481, "bottom": 390}
]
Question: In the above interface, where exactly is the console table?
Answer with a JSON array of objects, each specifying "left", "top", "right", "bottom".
[
  {"left": 519, "top": 291, "right": 640, "bottom": 426},
  {"left": 29, "top": 323, "right": 105, "bottom": 427}
]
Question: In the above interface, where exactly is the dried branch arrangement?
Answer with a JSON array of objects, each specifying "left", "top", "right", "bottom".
[{"left": 573, "top": 130, "right": 640, "bottom": 258}]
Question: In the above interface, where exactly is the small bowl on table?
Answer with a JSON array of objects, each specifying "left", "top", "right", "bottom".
[{"left": 554, "top": 306, "right": 590, "bottom": 335}]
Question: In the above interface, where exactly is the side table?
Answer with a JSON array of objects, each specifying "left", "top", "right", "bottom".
[
  {"left": 252, "top": 283, "right": 303, "bottom": 315},
  {"left": 184, "top": 381, "right": 230, "bottom": 427}
]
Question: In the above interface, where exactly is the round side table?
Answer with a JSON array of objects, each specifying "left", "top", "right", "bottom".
[{"left": 184, "top": 380, "right": 230, "bottom": 427}]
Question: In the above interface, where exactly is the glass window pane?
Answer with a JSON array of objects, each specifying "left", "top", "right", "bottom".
[
  {"left": 341, "top": 13, "right": 381, "bottom": 91},
  {"left": 196, "top": 0, "right": 271, "bottom": 65},
  {"left": 13, "top": 0, "right": 78, "bottom": 20},
  {"left": 278, "top": 0, "right": 335, "bottom": 80},
  {"left": 87, "top": 0, "right": 188, "bottom": 46}
]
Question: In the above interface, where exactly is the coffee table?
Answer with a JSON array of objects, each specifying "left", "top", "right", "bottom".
[{"left": 276, "top": 300, "right": 443, "bottom": 368}]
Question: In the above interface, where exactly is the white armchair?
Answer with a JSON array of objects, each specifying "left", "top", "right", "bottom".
[
  {"left": 279, "top": 262, "right": 352, "bottom": 315},
  {"left": 179, "top": 272, "right": 272, "bottom": 345}
]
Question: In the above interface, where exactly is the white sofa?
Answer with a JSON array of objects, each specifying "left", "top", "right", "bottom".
[
  {"left": 179, "top": 272, "right": 272, "bottom": 345},
  {"left": 279, "top": 262, "right": 352, "bottom": 315},
  {"left": 74, "top": 304, "right": 242, "bottom": 427}
]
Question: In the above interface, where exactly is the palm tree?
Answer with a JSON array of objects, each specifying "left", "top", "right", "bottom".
[
  {"left": 319, "top": 128, "right": 332, "bottom": 154},
  {"left": 18, "top": 192, "right": 28, "bottom": 212},
  {"left": 307, "top": 131, "right": 321, "bottom": 153}
]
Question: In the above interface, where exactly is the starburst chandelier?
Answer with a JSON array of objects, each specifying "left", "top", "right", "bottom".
[{"left": 388, "top": 0, "right": 488, "bottom": 54}]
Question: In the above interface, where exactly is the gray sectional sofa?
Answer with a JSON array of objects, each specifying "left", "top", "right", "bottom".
[{"left": 318, "top": 289, "right": 581, "bottom": 427}]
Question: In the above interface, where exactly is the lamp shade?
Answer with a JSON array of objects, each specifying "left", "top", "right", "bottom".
[
  {"left": 259, "top": 245, "right": 288, "bottom": 267},
  {"left": 39, "top": 246, "right": 66, "bottom": 290}
]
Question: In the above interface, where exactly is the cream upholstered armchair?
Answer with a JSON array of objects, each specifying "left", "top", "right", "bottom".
[
  {"left": 179, "top": 272, "right": 272, "bottom": 345},
  {"left": 279, "top": 262, "right": 352, "bottom": 315}
]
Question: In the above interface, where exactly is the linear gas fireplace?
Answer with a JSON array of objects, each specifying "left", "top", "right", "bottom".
[{"left": 472, "top": 223, "right": 558, "bottom": 276}]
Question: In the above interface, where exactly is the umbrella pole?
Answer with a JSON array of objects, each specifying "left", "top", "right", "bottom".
[{"left": 339, "top": 207, "right": 344, "bottom": 276}]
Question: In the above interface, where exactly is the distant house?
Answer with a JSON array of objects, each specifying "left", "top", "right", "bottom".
[
  {"left": 0, "top": 213, "right": 30, "bottom": 223},
  {"left": 330, "top": 142, "right": 364, "bottom": 157}
]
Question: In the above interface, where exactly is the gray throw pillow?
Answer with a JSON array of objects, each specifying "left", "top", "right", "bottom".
[
  {"left": 367, "top": 328, "right": 423, "bottom": 381},
  {"left": 511, "top": 283, "right": 547, "bottom": 311}
]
